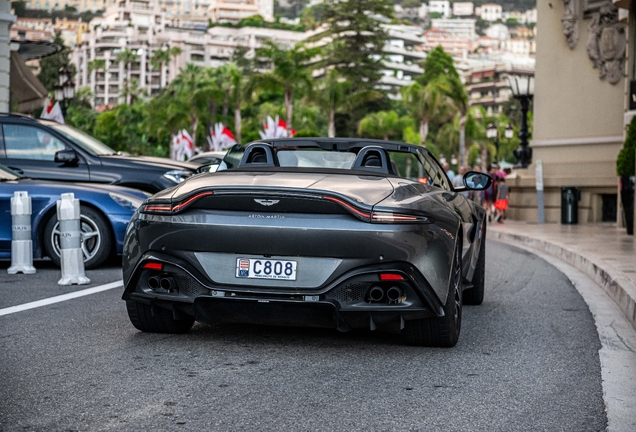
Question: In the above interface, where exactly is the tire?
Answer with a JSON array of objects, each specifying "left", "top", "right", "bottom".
[
  {"left": 402, "top": 240, "right": 463, "bottom": 347},
  {"left": 126, "top": 300, "right": 194, "bottom": 333},
  {"left": 464, "top": 220, "right": 486, "bottom": 305},
  {"left": 43, "top": 205, "right": 113, "bottom": 270}
]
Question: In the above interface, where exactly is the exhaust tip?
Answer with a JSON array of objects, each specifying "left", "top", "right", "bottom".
[
  {"left": 369, "top": 286, "right": 385, "bottom": 302},
  {"left": 386, "top": 286, "right": 403, "bottom": 302},
  {"left": 148, "top": 276, "right": 160, "bottom": 290},
  {"left": 160, "top": 277, "right": 175, "bottom": 291}
]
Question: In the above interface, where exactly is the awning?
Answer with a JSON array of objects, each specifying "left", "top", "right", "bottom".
[{"left": 9, "top": 50, "right": 48, "bottom": 113}]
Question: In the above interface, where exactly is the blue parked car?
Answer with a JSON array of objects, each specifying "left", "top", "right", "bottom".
[{"left": 0, "top": 164, "right": 149, "bottom": 269}]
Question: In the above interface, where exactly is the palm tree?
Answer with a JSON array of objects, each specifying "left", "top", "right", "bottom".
[
  {"left": 168, "top": 63, "right": 220, "bottom": 143},
  {"left": 87, "top": 59, "right": 106, "bottom": 75},
  {"left": 116, "top": 48, "right": 139, "bottom": 104},
  {"left": 401, "top": 77, "right": 446, "bottom": 146},
  {"left": 313, "top": 69, "right": 349, "bottom": 138},
  {"left": 228, "top": 63, "right": 247, "bottom": 143},
  {"left": 250, "top": 41, "right": 321, "bottom": 134},
  {"left": 358, "top": 110, "right": 411, "bottom": 141},
  {"left": 440, "top": 75, "right": 469, "bottom": 167},
  {"left": 150, "top": 49, "right": 171, "bottom": 90}
]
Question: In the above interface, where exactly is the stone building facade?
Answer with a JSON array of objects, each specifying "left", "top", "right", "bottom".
[{"left": 507, "top": 0, "right": 630, "bottom": 224}]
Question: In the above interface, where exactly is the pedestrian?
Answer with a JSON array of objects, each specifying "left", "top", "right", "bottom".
[
  {"left": 484, "top": 165, "right": 498, "bottom": 221},
  {"left": 453, "top": 165, "right": 470, "bottom": 198},
  {"left": 443, "top": 162, "right": 455, "bottom": 181},
  {"left": 494, "top": 177, "right": 510, "bottom": 223},
  {"left": 469, "top": 166, "right": 483, "bottom": 205}
]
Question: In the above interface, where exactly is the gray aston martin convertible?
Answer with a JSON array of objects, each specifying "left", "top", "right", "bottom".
[{"left": 122, "top": 138, "right": 492, "bottom": 347}]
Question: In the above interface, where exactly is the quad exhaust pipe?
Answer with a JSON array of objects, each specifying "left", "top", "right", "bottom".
[
  {"left": 369, "top": 286, "right": 384, "bottom": 302},
  {"left": 147, "top": 275, "right": 177, "bottom": 292},
  {"left": 160, "top": 276, "right": 176, "bottom": 291},
  {"left": 148, "top": 275, "right": 160, "bottom": 289},
  {"left": 386, "top": 286, "right": 403, "bottom": 303}
]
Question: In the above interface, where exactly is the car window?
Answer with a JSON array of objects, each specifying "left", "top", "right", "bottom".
[
  {"left": 46, "top": 122, "right": 116, "bottom": 156},
  {"left": 418, "top": 150, "right": 451, "bottom": 190},
  {"left": 3, "top": 124, "right": 67, "bottom": 161},
  {"left": 386, "top": 151, "right": 433, "bottom": 182}
]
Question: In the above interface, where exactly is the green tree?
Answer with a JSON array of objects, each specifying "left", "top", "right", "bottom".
[
  {"left": 400, "top": 77, "right": 446, "bottom": 146},
  {"left": 38, "top": 32, "right": 76, "bottom": 93},
  {"left": 418, "top": 46, "right": 459, "bottom": 86},
  {"left": 150, "top": 49, "right": 171, "bottom": 90},
  {"left": 250, "top": 41, "right": 321, "bottom": 134},
  {"left": 358, "top": 110, "right": 412, "bottom": 141},
  {"left": 317, "top": 0, "right": 393, "bottom": 97},
  {"left": 115, "top": 48, "right": 139, "bottom": 103},
  {"left": 617, "top": 115, "right": 636, "bottom": 177}
]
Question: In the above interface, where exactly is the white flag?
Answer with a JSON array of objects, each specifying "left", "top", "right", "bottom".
[{"left": 41, "top": 99, "right": 65, "bottom": 124}]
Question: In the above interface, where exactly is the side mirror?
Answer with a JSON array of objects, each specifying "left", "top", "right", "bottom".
[
  {"left": 463, "top": 171, "right": 493, "bottom": 190},
  {"left": 54, "top": 149, "right": 78, "bottom": 165}
]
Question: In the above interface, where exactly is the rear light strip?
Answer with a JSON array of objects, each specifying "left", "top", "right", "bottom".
[
  {"left": 323, "top": 196, "right": 371, "bottom": 219},
  {"left": 322, "top": 195, "right": 431, "bottom": 224},
  {"left": 142, "top": 191, "right": 214, "bottom": 214}
]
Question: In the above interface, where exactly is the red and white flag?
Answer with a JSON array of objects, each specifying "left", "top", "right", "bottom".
[
  {"left": 208, "top": 123, "right": 237, "bottom": 151},
  {"left": 259, "top": 115, "right": 295, "bottom": 139},
  {"left": 41, "top": 99, "right": 65, "bottom": 124},
  {"left": 180, "top": 129, "right": 197, "bottom": 160}
]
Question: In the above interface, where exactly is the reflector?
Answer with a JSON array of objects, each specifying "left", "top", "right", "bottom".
[
  {"left": 143, "top": 262, "right": 163, "bottom": 270},
  {"left": 380, "top": 273, "right": 404, "bottom": 281}
]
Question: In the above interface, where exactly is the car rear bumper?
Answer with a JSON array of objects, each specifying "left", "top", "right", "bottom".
[
  {"left": 126, "top": 292, "right": 435, "bottom": 332},
  {"left": 122, "top": 250, "right": 444, "bottom": 332}
]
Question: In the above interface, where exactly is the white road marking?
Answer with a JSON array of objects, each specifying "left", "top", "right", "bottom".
[{"left": 0, "top": 280, "right": 123, "bottom": 317}]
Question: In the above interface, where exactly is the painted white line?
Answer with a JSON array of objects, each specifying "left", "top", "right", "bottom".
[{"left": 0, "top": 280, "right": 123, "bottom": 317}]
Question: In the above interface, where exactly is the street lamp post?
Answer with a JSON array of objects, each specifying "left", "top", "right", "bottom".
[
  {"left": 54, "top": 67, "right": 75, "bottom": 118},
  {"left": 508, "top": 74, "right": 534, "bottom": 168},
  {"left": 486, "top": 122, "right": 514, "bottom": 165}
]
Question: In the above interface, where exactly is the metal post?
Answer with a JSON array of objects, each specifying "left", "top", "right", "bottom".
[
  {"left": 514, "top": 96, "right": 533, "bottom": 168},
  {"left": 57, "top": 193, "right": 90, "bottom": 285},
  {"left": 8, "top": 191, "right": 36, "bottom": 274},
  {"left": 536, "top": 160, "right": 545, "bottom": 223}
]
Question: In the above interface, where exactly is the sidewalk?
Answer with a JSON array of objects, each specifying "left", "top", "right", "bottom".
[{"left": 488, "top": 221, "right": 636, "bottom": 331}]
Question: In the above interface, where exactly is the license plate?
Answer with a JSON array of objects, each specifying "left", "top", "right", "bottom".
[{"left": 236, "top": 258, "right": 297, "bottom": 281}]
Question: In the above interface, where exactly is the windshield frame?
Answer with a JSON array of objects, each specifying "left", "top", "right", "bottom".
[{"left": 41, "top": 120, "right": 116, "bottom": 157}]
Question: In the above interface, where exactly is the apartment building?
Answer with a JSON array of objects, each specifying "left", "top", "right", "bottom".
[
  {"left": 452, "top": 2, "right": 474, "bottom": 17},
  {"left": 480, "top": 3, "right": 502, "bottom": 22},
  {"left": 73, "top": 0, "right": 299, "bottom": 106},
  {"left": 464, "top": 63, "right": 533, "bottom": 116},
  {"left": 428, "top": 1, "right": 451, "bottom": 18}
]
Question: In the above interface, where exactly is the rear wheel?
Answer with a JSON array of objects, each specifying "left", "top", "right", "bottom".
[
  {"left": 464, "top": 221, "right": 486, "bottom": 305},
  {"left": 126, "top": 300, "right": 194, "bottom": 333},
  {"left": 402, "top": 241, "right": 462, "bottom": 347},
  {"left": 43, "top": 205, "right": 113, "bottom": 270}
]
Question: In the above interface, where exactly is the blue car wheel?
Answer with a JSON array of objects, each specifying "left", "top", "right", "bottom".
[{"left": 43, "top": 206, "right": 113, "bottom": 269}]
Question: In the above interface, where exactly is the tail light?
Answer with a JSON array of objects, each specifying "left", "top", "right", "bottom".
[
  {"left": 141, "top": 191, "right": 213, "bottom": 214},
  {"left": 323, "top": 195, "right": 432, "bottom": 224}
]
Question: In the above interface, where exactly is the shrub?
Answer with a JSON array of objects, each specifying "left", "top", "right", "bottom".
[{"left": 617, "top": 115, "right": 636, "bottom": 176}]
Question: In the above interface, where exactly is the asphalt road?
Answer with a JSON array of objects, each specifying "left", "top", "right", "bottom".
[{"left": 0, "top": 241, "right": 606, "bottom": 431}]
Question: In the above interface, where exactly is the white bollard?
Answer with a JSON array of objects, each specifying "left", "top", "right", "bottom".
[
  {"left": 7, "top": 191, "right": 36, "bottom": 275},
  {"left": 57, "top": 193, "right": 90, "bottom": 286}
]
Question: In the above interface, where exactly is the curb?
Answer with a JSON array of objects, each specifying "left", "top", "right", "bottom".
[{"left": 490, "top": 230, "right": 636, "bottom": 332}]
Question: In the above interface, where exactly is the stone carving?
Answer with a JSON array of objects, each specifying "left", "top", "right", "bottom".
[
  {"left": 562, "top": 0, "right": 579, "bottom": 50},
  {"left": 586, "top": 3, "right": 626, "bottom": 85}
]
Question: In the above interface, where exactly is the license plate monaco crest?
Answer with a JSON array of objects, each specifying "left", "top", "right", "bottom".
[{"left": 236, "top": 258, "right": 297, "bottom": 280}]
